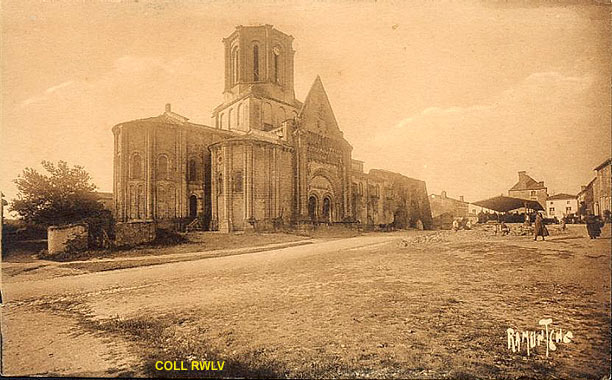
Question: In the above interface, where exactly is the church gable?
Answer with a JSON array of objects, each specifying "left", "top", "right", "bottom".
[{"left": 299, "top": 76, "right": 343, "bottom": 139}]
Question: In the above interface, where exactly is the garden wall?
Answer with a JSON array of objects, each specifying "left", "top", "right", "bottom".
[
  {"left": 47, "top": 223, "right": 88, "bottom": 254},
  {"left": 114, "top": 221, "right": 156, "bottom": 247}
]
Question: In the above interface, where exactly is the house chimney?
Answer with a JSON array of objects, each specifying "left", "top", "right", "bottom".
[
  {"left": 581, "top": 185, "right": 586, "bottom": 191},
  {"left": 459, "top": 196, "right": 464, "bottom": 202},
  {"left": 165, "top": 103, "right": 171, "bottom": 113},
  {"left": 441, "top": 191, "right": 447, "bottom": 199},
  {"left": 518, "top": 171, "right": 527, "bottom": 180}
]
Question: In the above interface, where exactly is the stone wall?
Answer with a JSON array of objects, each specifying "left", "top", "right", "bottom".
[
  {"left": 48, "top": 223, "right": 89, "bottom": 254},
  {"left": 114, "top": 221, "right": 156, "bottom": 247},
  {"left": 352, "top": 170, "right": 433, "bottom": 230}
]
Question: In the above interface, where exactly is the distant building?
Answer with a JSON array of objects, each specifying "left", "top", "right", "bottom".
[
  {"left": 593, "top": 157, "right": 611, "bottom": 217},
  {"left": 508, "top": 171, "right": 548, "bottom": 208},
  {"left": 93, "top": 191, "right": 114, "bottom": 214},
  {"left": 577, "top": 178, "right": 595, "bottom": 216},
  {"left": 546, "top": 193, "right": 577, "bottom": 220},
  {"left": 429, "top": 191, "right": 469, "bottom": 219}
]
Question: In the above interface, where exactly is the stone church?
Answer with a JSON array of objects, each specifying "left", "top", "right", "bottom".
[{"left": 112, "top": 25, "right": 432, "bottom": 232}]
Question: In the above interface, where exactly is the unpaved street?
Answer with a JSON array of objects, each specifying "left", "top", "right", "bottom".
[{"left": 2, "top": 226, "right": 610, "bottom": 378}]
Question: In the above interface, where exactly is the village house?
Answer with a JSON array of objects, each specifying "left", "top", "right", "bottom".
[
  {"left": 545, "top": 193, "right": 577, "bottom": 220},
  {"left": 429, "top": 191, "right": 469, "bottom": 219},
  {"left": 508, "top": 171, "right": 548, "bottom": 208},
  {"left": 593, "top": 157, "right": 611, "bottom": 218},
  {"left": 577, "top": 178, "right": 596, "bottom": 217}
]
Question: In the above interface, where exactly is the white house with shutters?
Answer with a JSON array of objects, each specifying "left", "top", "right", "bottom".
[{"left": 546, "top": 193, "right": 578, "bottom": 220}]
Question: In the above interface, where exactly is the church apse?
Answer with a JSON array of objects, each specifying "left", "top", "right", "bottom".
[{"left": 112, "top": 25, "right": 432, "bottom": 231}]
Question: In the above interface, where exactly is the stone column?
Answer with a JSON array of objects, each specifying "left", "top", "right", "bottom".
[
  {"left": 220, "top": 144, "right": 232, "bottom": 232},
  {"left": 210, "top": 148, "right": 218, "bottom": 228},
  {"left": 180, "top": 130, "right": 187, "bottom": 218},
  {"left": 117, "top": 127, "right": 127, "bottom": 221},
  {"left": 274, "top": 146, "right": 279, "bottom": 217},
  {"left": 146, "top": 126, "right": 155, "bottom": 220}
]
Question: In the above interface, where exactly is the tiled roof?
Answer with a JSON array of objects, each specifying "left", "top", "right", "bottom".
[
  {"left": 509, "top": 174, "right": 545, "bottom": 191},
  {"left": 547, "top": 193, "right": 576, "bottom": 200}
]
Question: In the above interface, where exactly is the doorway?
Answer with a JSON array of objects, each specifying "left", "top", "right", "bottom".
[
  {"left": 308, "top": 196, "right": 317, "bottom": 222},
  {"left": 322, "top": 196, "right": 332, "bottom": 223},
  {"left": 189, "top": 195, "right": 198, "bottom": 218}
]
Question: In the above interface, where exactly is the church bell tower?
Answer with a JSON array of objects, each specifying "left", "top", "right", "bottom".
[{"left": 222, "top": 24, "right": 296, "bottom": 103}]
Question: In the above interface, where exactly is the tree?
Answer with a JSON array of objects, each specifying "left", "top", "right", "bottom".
[{"left": 10, "top": 161, "right": 105, "bottom": 226}]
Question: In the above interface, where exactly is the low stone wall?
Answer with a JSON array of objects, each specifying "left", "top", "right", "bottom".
[
  {"left": 114, "top": 221, "right": 156, "bottom": 247},
  {"left": 48, "top": 223, "right": 89, "bottom": 254}
]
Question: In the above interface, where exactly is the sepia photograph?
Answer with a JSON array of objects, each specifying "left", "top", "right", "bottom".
[{"left": 1, "top": 0, "right": 610, "bottom": 378}]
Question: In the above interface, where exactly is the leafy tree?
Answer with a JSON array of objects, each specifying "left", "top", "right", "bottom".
[{"left": 10, "top": 161, "right": 105, "bottom": 226}]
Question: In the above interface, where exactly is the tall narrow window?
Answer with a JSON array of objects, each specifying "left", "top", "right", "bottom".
[
  {"left": 188, "top": 159, "right": 197, "bottom": 181},
  {"left": 157, "top": 155, "right": 168, "bottom": 179},
  {"left": 233, "top": 170, "right": 243, "bottom": 192},
  {"left": 228, "top": 108, "right": 234, "bottom": 130},
  {"left": 273, "top": 50, "right": 279, "bottom": 83},
  {"left": 232, "top": 47, "right": 239, "bottom": 84},
  {"left": 131, "top": 154, "right": 142, "bottom": 179},
  {"left": 253, "top": 45, "right": 259, "bottom": 81},
  {"left": 237, "top": 103, "right": 242, "bottom": 128}
]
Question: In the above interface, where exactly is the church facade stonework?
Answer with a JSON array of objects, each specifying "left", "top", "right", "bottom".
[{"left": 112, "top": 25, "right": 433, "bottom": 232}]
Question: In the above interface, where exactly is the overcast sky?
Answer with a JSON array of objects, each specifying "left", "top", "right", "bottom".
[{"left": 2, "top": 0, "right": 610, "bottom": 205}]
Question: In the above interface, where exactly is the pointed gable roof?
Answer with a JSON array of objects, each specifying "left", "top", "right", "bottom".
[
  {"left": 298, "top": 76, "right": 343, "bottom": 138},
  {"left": 510, "top": 172, "right": 546, "bottom": 191}
]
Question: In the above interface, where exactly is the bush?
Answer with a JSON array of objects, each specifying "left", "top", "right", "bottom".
[{"left": 152, "top": 228, "right": 188, "bottom": 246}]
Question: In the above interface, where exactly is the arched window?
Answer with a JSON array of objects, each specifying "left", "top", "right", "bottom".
[
  {"left": 237, "top": 103, "right": 242, "bottom": 128},
  {"left": 253, "top": 44, "right": 260, "bottom": 81},
  {"left": 219, "top": 113, "right": 224, "bottom": 129},
  {"left": 273, "top": 47, "right": 280, "bottom": 83},
  {"left": 232, "top": 47, "right": 240, "bottom": 84},
  {"left": 228, "top": 108, "right": 234, "bottom": 130},
  {"left": 188, "top": 159, "right": 197, "bottom": 181},
  {"left": 233, "top": 170, "right": 243, "bottom": 192},
  {"left": 131, "top": 154, "right": 142, "bottom": 179},
  {"left": 157, "top": 155, "right": 168, "bottom": 179}
]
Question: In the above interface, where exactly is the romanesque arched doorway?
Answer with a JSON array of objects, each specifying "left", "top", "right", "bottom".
[
  {"left": 322, "top": 196, "right": 332, "bottom": 223},
  {"left": 308, "top": 196, "right": 318, "bottom": 222},
  {"left": 189, "top": 195, "right": 198, "bottom": 218}
]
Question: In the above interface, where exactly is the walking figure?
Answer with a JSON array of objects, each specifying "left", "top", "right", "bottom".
[{"left": 534, "top": 213, "right": 548, "bottom": 241}]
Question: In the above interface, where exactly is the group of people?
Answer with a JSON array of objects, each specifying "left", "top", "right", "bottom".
[
  {"left": 533, "top": 212, "right": 604, "bottom": 241},
  {"left": 452, "top": 217, "right": 472, "bottom": 231}
]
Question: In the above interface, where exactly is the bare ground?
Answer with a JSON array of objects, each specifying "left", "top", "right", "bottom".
[{"left": 2, "top": 225, "right": 610, "bottom": 379}]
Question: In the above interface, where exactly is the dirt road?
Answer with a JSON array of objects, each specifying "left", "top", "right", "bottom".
[{"left": 2, "top": 226, "right": 610, "bottom": 378}]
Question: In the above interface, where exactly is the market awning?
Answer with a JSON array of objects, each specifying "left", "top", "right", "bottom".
[{"left": 472, "top": 195, "right": 544, "bottom": 213}]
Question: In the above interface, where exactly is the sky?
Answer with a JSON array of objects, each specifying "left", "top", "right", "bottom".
[{"left": 2, "top": 0, "right": 610, "bottom": 206}]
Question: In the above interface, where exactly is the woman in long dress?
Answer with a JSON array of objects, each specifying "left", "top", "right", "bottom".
[
  {"left": 534, "top": 213, "right": 548, "bottom": 241},
  {"left": 586, "top": 214, "right": 602, "bottom": 239}
]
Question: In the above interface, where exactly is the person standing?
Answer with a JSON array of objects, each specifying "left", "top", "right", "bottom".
[
  {"left": 534, "top": 212, "right": 548, "bottom": 241},
  {"left": 561, "top": 217, "right": 566, "bottom": 231},
  {"left": 586, "top": 214, "right": 602, "bottom": 239}
]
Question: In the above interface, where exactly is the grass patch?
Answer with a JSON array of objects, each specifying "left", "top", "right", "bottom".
[{"left": 42, "top": 299, "right": 284, "bottom": 378}]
